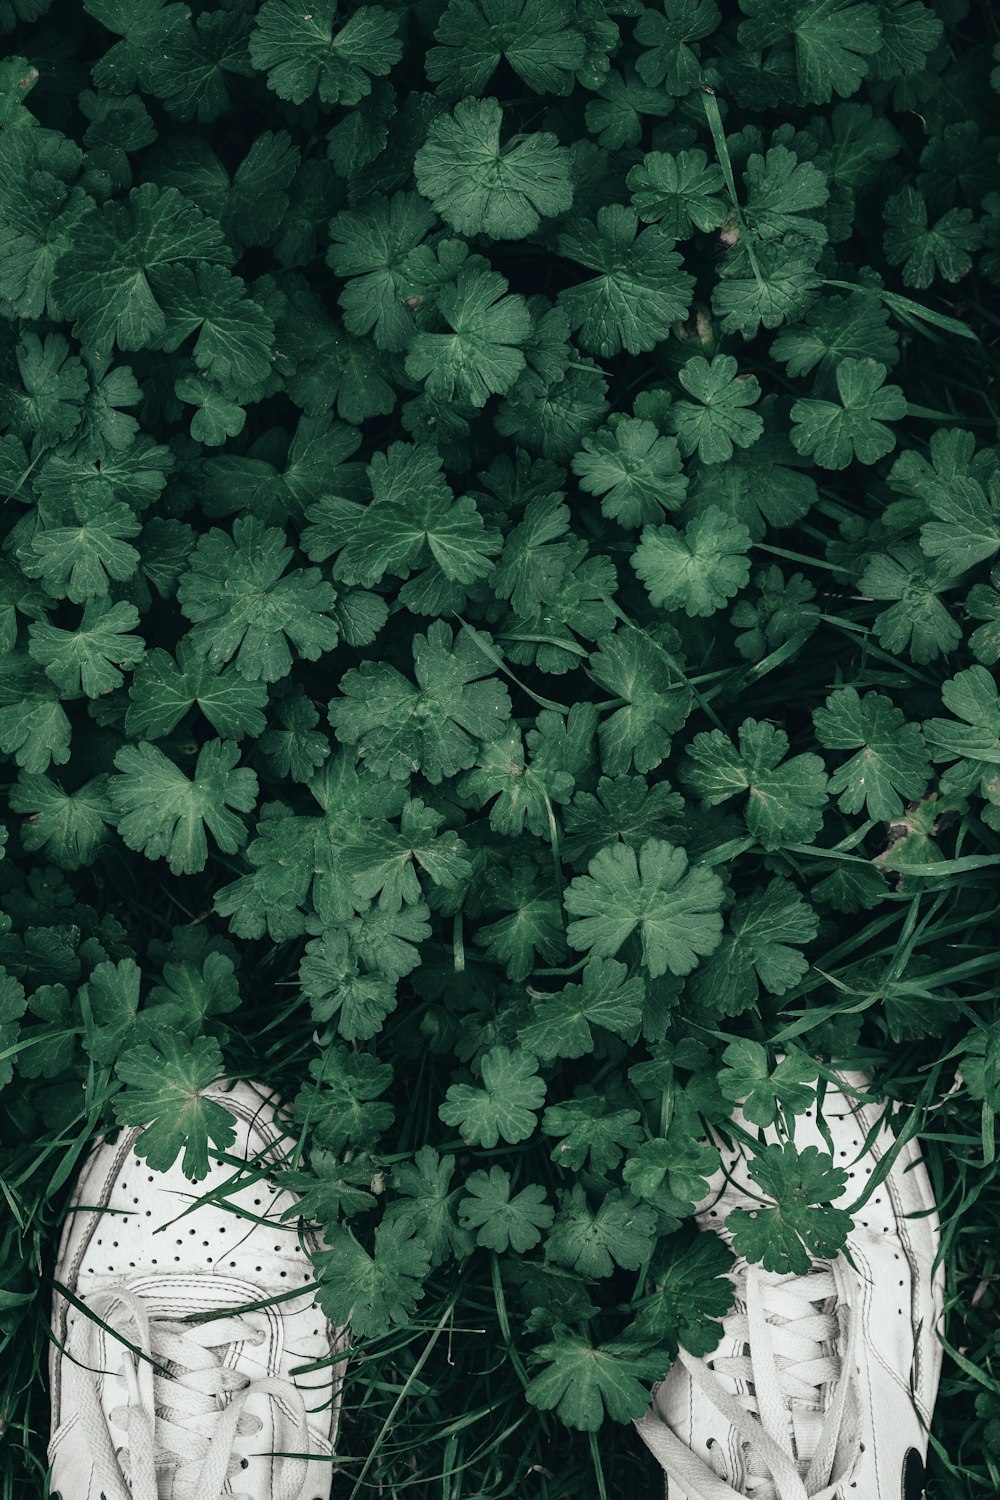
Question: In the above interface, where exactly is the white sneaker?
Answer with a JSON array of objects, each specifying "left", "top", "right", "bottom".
[
  {"left": 634, "top": 1066, "right": 945, "bottom": 1500},
  {"left": 47, "top": 1079, "right": 349, "bottom": 1500}
]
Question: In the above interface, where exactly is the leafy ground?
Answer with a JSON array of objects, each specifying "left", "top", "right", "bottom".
[{"left": 2, "top": 0, "right": 1000, "bottom": 1496}]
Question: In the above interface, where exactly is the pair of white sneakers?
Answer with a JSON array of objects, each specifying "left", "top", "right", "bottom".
[{"left": 46, "top": 1064, "right": 944, "bottom": 1500}]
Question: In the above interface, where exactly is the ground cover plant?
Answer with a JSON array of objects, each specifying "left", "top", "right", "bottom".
[{"left": 1, "top": 0, "right": 1000, "bottom": 1495}]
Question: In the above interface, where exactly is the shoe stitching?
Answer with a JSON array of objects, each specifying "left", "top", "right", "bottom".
[
  {"left": 50, "top": 1126, "right": 140, "bottom": 1425},
  {"left": 867, "top": 1121, "right": 929, "bottom": 1402},
  {"left": 50, "top": 1093, "right": 311, "bottom": 1440}
]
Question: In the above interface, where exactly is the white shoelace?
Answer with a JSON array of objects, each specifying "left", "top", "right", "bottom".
[
  {"left": 63, "top": 1281, "right": 312, "bottom": 1500},
  {"left": 635, "top": 1261, "right": 864, "bottom": 1500}
]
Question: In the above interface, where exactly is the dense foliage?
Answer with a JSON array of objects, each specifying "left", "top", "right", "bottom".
[{"left": 1, "top": 0, "right": 1000, "bottom": 1495}]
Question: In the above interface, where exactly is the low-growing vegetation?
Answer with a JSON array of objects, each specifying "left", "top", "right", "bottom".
[{"left": 1, "top": 1, "right": 1000, "bottom": 1495}]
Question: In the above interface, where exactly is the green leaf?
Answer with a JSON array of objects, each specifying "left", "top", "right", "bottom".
[
  {"left": 725, "top": 1141, "right": 851, "bottom": 1274},
  {"left": 82, "top": 958, "right": 181, "bottom": 1066},
  {"left": 541, "top": 1095, "right": 644, "bottom": 1174},
  {"left": 458, "top": 1167, "right": 554, "bottom": 1253},
  {"left": 584, "top": 67, "right": 669, "bottom": 150},
  {"left": 340, "top": 797, "right": 473, "bottom": 912},
  {"left": 741, "top": 146, "right": 830, "bottom": 246},
  {"left": 313, "top": 1220, "right": 430, "bottom": 1338},
  {"left": 27, "top": 599, "right": 144, "bottom": 698},
  {"left": 439, "top": 1045, "right": 546, "bottom": 1147},
  {"left": 0, "top": 55, "right": 41, "bottom": 133},
  {"left": 731, "top": 565, "right": 820, "bottom": 662},
  {"left": 113, "top": 1030, "right": 236, "bottom": 1181},
  {"left": 85, "top": 0, "right": 189, "bottom": 93},
  {"left": 587, "top": 626, "right": 692, "bottom": 775},
  {"left": 631, "top": 506, "right": 752, "bottom": 618},
  {"left": 967, "top": 567, "right": 1000, "bottom": 666},
  {"left": 526, "top": 1328, "right": 663, "bottom": 1430},
  {"left": 0, "top": 333, "right": 88, "bottom": 455},
  {"left": 414, "top": 96, "right": 574, "bottom": 240},
  {"left": 682, "top": 718, "right": 829, "bottom": 850},
  {"left": 0, "top": 970, "right": 28, "bottom": 1091},
  {"left": 770, "top": 290, "right": 898, "bottom": 382},
  {"left": 628, "top": 1226, "right": 735, "bottom": 1360},
  {"left": 249, "top": 0, "right": 402, "bottom": 106},
  {"left": 427, "top": 0, "right": 586, "bottom": 99},
  {"left": 571, "top": 416, "right": 686, "bottom": 530},
  {"left": 52, "top": 183, "right": 231, "bottom": 353},
  {"left": 295, "top": 1047, "right": 395, "bottom": 1154},
  {"left": 404, "top": 267, "right": 531, "bottom": 408},
  {"left": 686, "top": 423, "right": 818, "bottom": 543},
  {"left": 257, "top": 686, "right": 330, "bottom": 783},
  {"left": 0, "top": 661, "right": 72, "bottom": 775},
  {"left": 919, "top": 474, "right": 1000, "bottom": 577},
  {"left": 858, "top": 543, "right": 962, "bottom": 664},
  {"left": 8, "top": 772, "right": 115, "bottom": 870},
  {"left": 923, "top": 666, "right": 1000, "bottom": 819},
  {"left": 459, "top": 698, "right": 595, "bottom": 838},
  {"left": 717, "top": 1040, "right": 818, "bottom": 1126},
  {"left": 518, "top": 956, "right": 644, "bottom": 1062},
  {"left": 547, "top": 1185, "right": 656, "bottom": 1277},
  {"left": 155, "top": 264, "right": 275, "bottom": 397},
  {"left": 108, "top": 738, "right": 258, "bottom": 874},
  {"left": 667, "top": 354, "right": 764, "bottom": 466},
  {"left": 279, "top": 1147, "right": 379, "bottom": 1225},
  {"left": 622, "top": 1131, "right": 718, "bottom": 1213},
  {"left": 489, "top": 487, "right": 575, "bottom": 615},
  {"left": 148, "top": 949, "right": 242, "bottom": 1040},
  {"left": 628, "top": 148, "right": 726, "bottom": 239},
  {"left": 557, "top": 204, "right": 694, "bottom": 356},
  {"left": 314, "top": 441, "right": 500, "bottom": 591},
  {"left": 688, "top": 878, "right": 820, "bottom": 1017},
  {"left": 174, "top": 374, "right": 247, "bottom": 446},
  {"left": 563, "top": 837, "right": 725, "bottom": 978},
  {"left": 327, "top": 191, "right": 437, "bottom": 351},
  {"left": 177, "top": 516, "right": 340, "bottom": 683},
  {"left": 382, "top": 1146, "right": 474, "bottom": 1266},
  {"left": 144, "top": 9, "right": 256, "bottom": 125},
  {"left": 813, "top": 686, "right": 931, "bottom": 819},
  {"left": 634, "top": 0, "right": 721, "bottom": 95},
  {"left": 328, "top": 619, "right": 512, "bottom": 784},
  {"left": 125, "top": 637, "right": 269, "bottom": 740},
  {"left": 21, "top": 500, "right": 142, "bottom": 604},
  {"left": 298, "top": 928, "right": 397, "bottom": 1042},
  {"left": 496, "top": 360, "right": 610, "bottom": 463},
  {"left": 884, "top": 186, "right": 984, "bottom": 289},
  {"left": 712, "top": 238, "right": 823, "bottom": 339},
  {"left": 737, "top": 0, "right": 883, "bottom": 104},
  {"left": 790, "top": 357, "right": 906, "bottom": 469}
]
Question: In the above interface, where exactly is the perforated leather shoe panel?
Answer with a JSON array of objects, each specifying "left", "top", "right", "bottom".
[
  {"left": 635, "top": 1068, "right": 945, "bottom": 1500},
  {"left": 47, "top": 1078, "right": 348, "bottom": 1500}
]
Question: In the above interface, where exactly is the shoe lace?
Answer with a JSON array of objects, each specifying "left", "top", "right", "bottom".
[
  {"left": 635, "top": 1260, "right": 864, "bottom": 1500},
  {"left": 65, "top": 1281, "right": 312, "bottom": 1500}
]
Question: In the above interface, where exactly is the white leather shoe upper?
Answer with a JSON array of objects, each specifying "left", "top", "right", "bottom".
[
  {"left": 634, "top": 1067, "right": 945, "bottom": 1500},
  {"left": 48, "top": 1078, "right": 348, "bottom": 1500}
]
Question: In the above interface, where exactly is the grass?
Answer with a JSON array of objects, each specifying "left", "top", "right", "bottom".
[
  {"left": 1, "top": 862, "right": 999, "bottom": 1498},
  {"left": 3, "top": 8, "right": 1000, "bottom": 1496}
]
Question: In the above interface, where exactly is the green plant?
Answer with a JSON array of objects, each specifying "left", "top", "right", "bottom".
[{"left": 2, "top": 1, "right": 1000, "bottom": 1496}]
